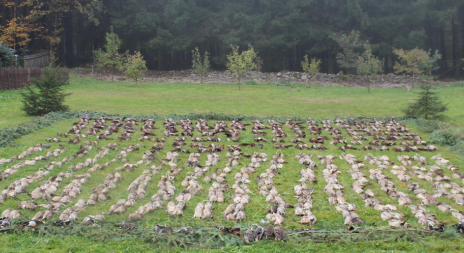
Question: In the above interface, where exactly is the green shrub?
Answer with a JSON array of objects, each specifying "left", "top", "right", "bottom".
[
  {"left": 0, "top": 42, "right": 15, "bottom": 67},
  {"left": 403, "top": 118, "right": 441, "bottom": 133},
  {"left": 21, "top": 66, "right": 70, "bottom": 116},
  {"left": 429, "top": 130, "right": 458, "bottom": 146},
  {"left": 403, "top": 84, "right": 447, "bottom": 120},
  {"left": 245, "top": 80, "right": 259, "bottom": 85}
]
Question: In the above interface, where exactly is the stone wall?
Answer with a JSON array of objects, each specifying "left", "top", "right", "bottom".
[{"left": 89, "top": 68, "right": 419, "bottom": 87}]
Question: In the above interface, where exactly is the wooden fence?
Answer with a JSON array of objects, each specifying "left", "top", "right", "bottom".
[
  {"left": 23, "top": 52, "right": 50, "bottom": 68},
  {"left": 0, "top": 68, "right": 69, "bottom": 90},
  {"left": 0, "top": 68, "right": 42, "bottom": 90}
]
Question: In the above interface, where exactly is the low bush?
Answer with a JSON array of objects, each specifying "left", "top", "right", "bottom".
[
  {"left": 429, "top": 129, "right": 459, "bottom": 146},
  {"left": 21, "top": 66, "right": 70, "bottom": 115},
  {"left": 245, "top": 80, "right": 259, "bottom": 86}
]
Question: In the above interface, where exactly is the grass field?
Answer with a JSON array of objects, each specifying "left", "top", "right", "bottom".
[
  {"left": 1, "top": 75, "right": 464, "bottom": 128},
  {"left": 1, "top": 76, "right": 464, "bottom": 252}
]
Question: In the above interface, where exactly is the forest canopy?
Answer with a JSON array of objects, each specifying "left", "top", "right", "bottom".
[{"left": 0, "top": 0, "right": 462, "bottom": 76}]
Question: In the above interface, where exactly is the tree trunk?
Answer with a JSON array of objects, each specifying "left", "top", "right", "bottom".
[
  {"left": 327, "top": 52, "right": 335, "bottom": 74},
  {"left": 158, "top": 47, "right": 163, "bottom": 70},
  {"left": 282, "top": 56, "right": 285, "bottom": 71},
  {"left": 293, "top": 45, "right": 297, "bottom": 71},
  {"left": 367, "top": 78, "right": 370, "bottom": 93},
  {"left": 439, "top": 28, "right": 447, "bottom": 73},
  {"left": 238, "top": 76, "right": 241, "bottom": 90},
  {"left": 65, "top": 12, "right": 74, "bottom": 67},
  {"left": 452, "top": 18, "right": 460, "bottom": 78}
]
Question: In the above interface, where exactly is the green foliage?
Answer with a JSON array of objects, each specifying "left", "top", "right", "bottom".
[
  {"left": 123, "top": 51, "right": 147, "bottom": 85},
  {"left": 428, "top": 124, "right": 464, "bottom": 157},
  {"left": 301, "top": 55, "right": 310, "bottom": 73},
  {"left": 403, "top": 118, "right": 464, "bottom": 157},
  {"left": 394, "top": 48, "right": 441, "bottom": 77},
  {"left": 301, "top": 55, "right": 321, "bottom": 76},
  {"left": 0, "top": 42, "right": 15, "bottom": 67},
  {"left": 94, "top": 28, "right": 125, "bottom": 80},
  {"left": 191, "top": 47, "right": 210, "bottom": 84},
  {"left": 301, "top": 55, "right": 322, "bottom": 86},
  {"left": 245, "top": 80, "right": 259, "bottom": 85},
  {"left": 0, "top": 111, "right": 80, "bottom": 147},
  {"left": 332, "top": 31, "right": 369, "bottom": 75},
  {"left": 418, "top": 50, "right": 442, "bottom": 76},
  {"left": 430, "top": 129, "right": 458, "bottom": 146},
  {"left": 403, "top": 84, "right": 447, "bottom": 120},
  {"left": 20, "top": 66, "right": 70, "bottom": 116},
  {"left": 226, "top": 45, "right": 257, "bottom": 89},
  {"left": 5, "top": 74, "right": 464, "bottom": 129},
  {"left": 358, "top": 48, "right": 383, "bottom": 92},
  {"left": 403, "top": 118, "right": 441, "bottom": 133}
]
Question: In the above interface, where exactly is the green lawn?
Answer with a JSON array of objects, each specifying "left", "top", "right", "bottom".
[
  {"left": 2, "top": 75, "right": 464, "bottom": 129},
  {"left": 1, "top": 76, "right": 464, "bottom": 252}
]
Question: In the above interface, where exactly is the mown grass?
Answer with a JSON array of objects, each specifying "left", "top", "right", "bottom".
[
  {"left": 1, "top": 118, "right": 464, "bottom": 252},
  {"left": 1, "top": 75, "right": 464, "bottom": 128},
  {"left": 2, "top": 76, "right": 464, "bottom": 252}
]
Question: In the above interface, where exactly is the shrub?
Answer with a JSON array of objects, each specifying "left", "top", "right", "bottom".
[
  {"left": 245, "top": 80, "right": 258, "bottom": 86},
  {"left": 191, "top": 47, "right": 210, "bottom": 84},
  {"left": 0, "top": 42, "right": 15, "bottom": 67},
  {"left": 429, "top": 130, "right": 458, "bottom": 146},
  {"left": 301, "top": 55, "right": 321, "bottom": 87},
  {"left": 21, "top": 66, "right": 70, "bottom": 116},
  {"left": 404, "top": 118, "right": 440, "bottom": 133}
]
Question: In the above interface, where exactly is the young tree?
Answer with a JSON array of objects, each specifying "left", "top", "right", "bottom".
[
  {"left": 256, "top": 56, "right": 263, "bottom": 80},
  {"left": 0, "top": 43, "right": 15, "bottom": 67},
  {"left": 191, "top": 47, "right": 210, "bottom": 84},
  {"left": 417, "top": 49, "right": 442, "bottom": 78},
  {"left": 403, "top": 83, "right": 447, "bottom": 120},
  {"left": 226, "top": 45, "right": 257, "bottom": 90},
  {"left": 301, "top": 55, "right": 321, "bottom": 87},
  {"left": 332, "top": 30, "right": 368, "bottom": 76},
  {"left": 0, "top": 18, "right": 36, "bottom": 50},
  {"left": 123, "top": 51, "right": 147, "bottom": 86},
  {"left": 94, "top": 28, "right": 125, "bottom": 81},
  {"left": 357, "top": 49, "right": 383, "bottom": 93},
  {"left": 21, "top": 66, "right": 70, "bottom": 116},
  {"left": 393, "top": 48, "right": 441, "bottom": 88}
]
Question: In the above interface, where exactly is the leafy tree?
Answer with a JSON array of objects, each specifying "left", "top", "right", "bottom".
[
  {"left": 403, "top": 83, "right": 447, "bottom": 120},
  {"left": 0, "top": 18, "right": 37, "bottom": 50},
  {"left": 191, "top": 47, "right": 210, "bottom": 84},
  {"left": 393, "top": 48, "right": 441, "bottom": 88},
  {"left": 332, "top": 30, "right": 368, "bottom": 75},
  {"left": 358, "top": 49, "right": 383, "bottom": 93},
  {"left": 0, "top": 43, "right": 15, "bottom": 67},
  {"left": 226, "top": 45, "right": 257, "bottom": 90},
  {"left": 123, "top": 51, "right": 147, "bottom": 86},
  {"left": 94, "top": 28, "right": 125, "bottom": 81},
  {"left": 21, "top": 66, "right": 70, "bottom": 116},
  {"left": 301, "top": 55, "right": 321, "bottom": 87},
  {"left": 417, "top": 50, "right": 442, "bottom": 77}
]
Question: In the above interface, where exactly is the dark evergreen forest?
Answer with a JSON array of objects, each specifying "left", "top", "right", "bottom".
[{"left": 1, "top": 0, "right": 463, "bottom": 76}]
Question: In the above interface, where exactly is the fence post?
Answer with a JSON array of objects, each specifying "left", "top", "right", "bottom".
[{"left": 7, "top": 69, "right": 10, "bottom": 90}]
